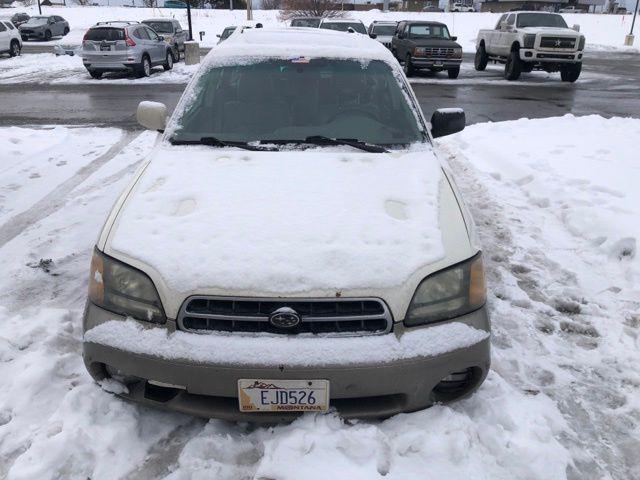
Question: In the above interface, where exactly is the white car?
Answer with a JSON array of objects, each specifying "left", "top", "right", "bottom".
[
  {"left": 0, "top": 18, "right": 22, "bottom": 57},
  {"left": 452, "top": 3, "right": 474, "bottom": 12},
  {"left": 82, "top": 28, "right": 490, "bottom": 421}
]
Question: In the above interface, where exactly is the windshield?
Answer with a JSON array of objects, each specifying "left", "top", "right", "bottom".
[
  {"left": 408, "top": 24, "right": 450, "bottom": 39},
  {"left": 516, "top": 13, "right": 568, "bottom": 28},
  {"left": 25, "top": 17, "right": 48, "bottom": 26},
  {"left": 372, "top": 24, "right": 397, "bottom": 36},
  {"left": 143, "top": 21, "right": 173, "bottom": 33},
  {"left": 170, "top": 59, "right": 423, "bottom": 147},
  {"left": 291, "top": 18, "right": 321, "bottom": 28},
  {"left": 320, "top": 22, "right": 367, "bottom": 34},
  {"left": 85, "top": 27, "right": 125, "bottom": 41}
]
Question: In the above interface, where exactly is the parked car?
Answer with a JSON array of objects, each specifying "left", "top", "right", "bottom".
[
  {"left": 475, "top": 11, "right": 585, "bottom": 81},
  {"left": 451, "top": 2, "right": 474, "bottom": 12},
  {"left": 319, "top": 18, "right": 367, "bottom": 34},
  {"left": 142, "top": 18, "right": 186, "bottom": 61},
  {"left": 558, "top": 6, "right": 583, "bottom": 13},
  {"left": 19, "top": 15, "right": 69, "bottom": 41},
  {"left": 82, "top": 27, "right": 490, "bottom": 422},
  {"left": 367, "top": 20, "right": 398, "bottom": 48},
  {"left": 422, "top": 5, "right": 444, "bottom": 11},
  {"left": 0, "top": 18, "right": 21, "bottom": 57},
  {"left": 164, "top": 0, "right": 187, "bottom": 8},
  {"left": 392, "top": 21, "right": 462, "bottom": 78},
  {"left": 54, "top": 43, "right": 81, "bottom": 56},
  {"left": 81, "top": 23, "right": 174, "bottom": 79},
  {"left": 10, "top": 12, "right": 29, "bottom": 28},
  {"left": 290, "top": 16, "right": 322, "bottom": 28}
]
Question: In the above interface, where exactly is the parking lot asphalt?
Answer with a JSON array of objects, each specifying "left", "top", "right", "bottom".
[{"left": 1, "top": 51, "right": 639, "bottom": 128}]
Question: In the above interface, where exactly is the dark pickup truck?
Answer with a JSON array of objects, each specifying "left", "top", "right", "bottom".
[{"left": 392, "top": 21, "right": 463, "bottom": 79}]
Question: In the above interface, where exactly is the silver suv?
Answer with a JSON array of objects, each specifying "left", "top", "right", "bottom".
[{"left": 82, "top": 22, "right": 174, "bottom": 79}]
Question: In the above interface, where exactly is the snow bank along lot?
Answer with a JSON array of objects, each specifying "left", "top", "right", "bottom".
[{"left": 0, "top": 115, "right": 639, "bottom": 479}]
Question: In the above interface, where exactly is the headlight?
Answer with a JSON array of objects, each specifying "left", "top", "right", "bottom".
[
  {"left": 453, "top": 48, "right": 462, "bottom": 58},
  {"left": 404, "top": 253, "right": 486, "bottom": 327},
  {"left": 523, "top": 34, "right": 536, "bottom": 49},
  {"left": 89, "top": 248, "right": 166, "bottom": 323},
  {"left": 578, "top": 36, "right": 585, "bottom": 51}
]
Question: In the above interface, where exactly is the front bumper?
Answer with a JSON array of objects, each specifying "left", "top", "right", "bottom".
[
  {"left": 411, "top": 57, "right": 462, "bottom": 69},
  {"left": 519, "top": 48, "right": 583, "bottom": 63},
  {"left": 20, "top": 30, "right": 45, "bottom": 39},
  {"left": 83, "top": 303, "right": 491, "bottom": 422}
]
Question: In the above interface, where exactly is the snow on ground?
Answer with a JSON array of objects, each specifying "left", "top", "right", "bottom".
[
  {"left": 0, "top": 53, "right": 199, "bottom": 84},
  {"left": 0, "top": 6, "right": 638, "bottom": 52},
  {"left": 0, "top": 116, "right": 638, "bottom": 479}
]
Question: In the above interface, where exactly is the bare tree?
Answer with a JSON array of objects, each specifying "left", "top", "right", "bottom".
[
  {"left": 279, "top": 0, "right": 344, "bottom": 20},
  {"left": 261, "top": 0, "right": 282, "bottom": 9}
]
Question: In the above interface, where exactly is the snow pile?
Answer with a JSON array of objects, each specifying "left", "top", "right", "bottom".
[
  {"left": 109, "top": 148, "right": 444, "bottom": 293},
  {"left": 85, "top": 319, "right": 489, "bottom": 366},
  {"left": 0, "top": 53, "right": 199, "bottom": 84},
  {"left": 1, "top": 116, "right": 639, "bottom": 478},
  {"left": 1, "top": 6, "right": 638, "bottom": 52}
]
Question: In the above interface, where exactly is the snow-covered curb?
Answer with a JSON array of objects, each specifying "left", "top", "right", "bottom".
[{"left": 85, "top": 319, "right": 489, "bottom": 366}]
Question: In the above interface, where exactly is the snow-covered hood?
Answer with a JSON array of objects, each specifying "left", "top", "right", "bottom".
[
  {"left": 104, "top": 146, "right": 472, "bottom": 317},
  {"left": 519, "top": 26, "right": 580, "bottom": 36}
]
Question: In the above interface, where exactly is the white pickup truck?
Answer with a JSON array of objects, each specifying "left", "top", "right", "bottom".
[{"left": 475, "top": 11, "right": 585, "bottom": 82}]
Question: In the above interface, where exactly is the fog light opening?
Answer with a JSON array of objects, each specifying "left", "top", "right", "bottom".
[
  {"left": 432, "top": 367, "right": 481, "bottom": 403},
  {"left": 105, "top": 364, "right": 143, "bottom": 385},
  {"left": 144, "top": 381, "right": 181, "bottom": 403}
]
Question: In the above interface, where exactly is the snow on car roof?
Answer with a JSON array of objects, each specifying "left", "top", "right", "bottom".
[
  {"left": 320, "top": 18, "right": 365, "bottom": 23},
  {"left": 206, "top": 27, "right": 395, "bottom": 65}
]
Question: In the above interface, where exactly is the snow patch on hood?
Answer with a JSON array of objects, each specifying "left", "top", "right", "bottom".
[{"left": 108, "top": 147, "right": 445, "bottom": 294}]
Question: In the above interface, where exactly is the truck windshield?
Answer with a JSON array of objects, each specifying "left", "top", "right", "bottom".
[
  {"left": 170, "top": 58, "right": 424, "bottom": 147},
  {"left": 516, "top": 13, "right": 568, "bottom": 28},
  {"left": 372, "top": 24, "right": 397, "bottom": 36},
  {"left": 408, "top": 24, "right": 450, "bottom": 39}
]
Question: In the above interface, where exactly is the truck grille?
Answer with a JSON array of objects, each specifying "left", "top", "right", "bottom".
[
  {"left": 177, "top": 296, "right": 393, "bottom": 336},
  {"left": 540, "top": 36, "right": 577, "bottom": 49},
  {"left": 416, "top": 47, "right": 459, "bottom": 58}
]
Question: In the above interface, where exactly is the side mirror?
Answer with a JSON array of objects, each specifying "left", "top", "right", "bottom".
[
  {"left": 572, "top": 24, "right": 580, "bottom": 31},
  {"left": 369, "top": 33, "right": 377, "bottom": 39},
  {"left": 430, "top": 108, "right": 465, "bottom": 138},
  {"left": 157, "top": 35, "right": 165, "bottom": 41},
  {"left": 137, "top": 101, "right": 167, "bottom": 132},
  {"left": 451, "top": 36, "right": 457, "bottom": 41}
]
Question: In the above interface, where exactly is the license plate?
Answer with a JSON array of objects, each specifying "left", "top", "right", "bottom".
[
  {"left": 238, "top": 379, "right": 329, "bottom": 413},
  {"left": 100, "top": 45, "right": 111, "bottom": 52}
]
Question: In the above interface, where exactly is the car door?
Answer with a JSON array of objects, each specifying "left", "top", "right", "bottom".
[
  {"left": 498, "top": 13, "right": 516, "bottom": 56},
  {"left": 0, "top": 21, "right": 8, "bottom": 52},
  {"left": 144, "top": 26, "right": 164, "bottom": 63}
]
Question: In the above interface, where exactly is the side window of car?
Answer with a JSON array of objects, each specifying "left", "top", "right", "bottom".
[
  {"left": 173, "top": 21, "right": 181, "bottom": 32},
  {"left": 6, "top": 21, "right": 15, "bottom": 30},
  {"left": 0, "top": 22, "right": 6, "bottom": 32},
  {"left": 496, "top": 14, "right": 506, "bottom": 29},
  {"left": 134, "top": 27, "right": 149, "bottom": 40},
  {"left": 506, "top": 14, "right": 516, "bottom": 26},
  {"left": 146, "top": 27, "right": 159, "bottom": 40}
]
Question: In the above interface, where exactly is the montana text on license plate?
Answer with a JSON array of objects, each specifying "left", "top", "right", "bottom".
[{"left": 238, "top": 379, "right": 329, "bottom": 413}]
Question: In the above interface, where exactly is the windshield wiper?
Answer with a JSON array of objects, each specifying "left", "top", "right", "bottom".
[
  {"left": 170, "top": 136, "right": 276, "bottom": 151},
  {"left": 261, "top": 136, "right": 388, "bottom": 153}
]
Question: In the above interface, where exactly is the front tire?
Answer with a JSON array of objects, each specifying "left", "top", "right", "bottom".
[
  {"left": 88, "top": 70, "right": 102, "bottom": 79},
  {"left": 474, "top": 44, "right": 488, "bottom": 71},
  {"left": 504, "top": 49, "right": 522, "bottom": 81},
  {"left": 44, "top": 30, "right": 52, "bottom": 41},
  {"left": 404, "top": 54, "right": 415, "bottom": 77},
  {"left": 163, "top": 50, "right": 173, "bottom": 71},
  {"left": 560, "top": 63, "right": 581, "bottom": 82},
  {"left": 9, "top": 40, "right": 21, "bottom": 57},
  {"left": 448, "top": 66, "right": 460, "bottom": 79}
]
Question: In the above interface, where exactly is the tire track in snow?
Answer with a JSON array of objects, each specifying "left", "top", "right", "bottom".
[{"left": 0, "top": 131, "right": 137, "bottom": 249}]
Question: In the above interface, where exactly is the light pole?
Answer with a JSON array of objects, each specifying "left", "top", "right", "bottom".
[
  {"left": 186, "top": 0, "right": 193, "bottom": 41},
  {"left": 626, "top": 0, "right": 639, "bottom": 45},
  {"left": 37, "top": 0, "right": 42, "bottom": 15}
]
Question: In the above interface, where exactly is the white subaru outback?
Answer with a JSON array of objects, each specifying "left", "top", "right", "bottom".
[{"left": 82, "top": 27, "right": 490, "bottom": 421}]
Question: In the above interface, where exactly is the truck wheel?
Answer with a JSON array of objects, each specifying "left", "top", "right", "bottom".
[
  {"left": 404, "top": 55, "right": 415, "bottom": 77},
  {"left": 447, "top": 67, "right": 460, "bottom": 79},
  {"left": 9, "top": 40, "right": 21, "bottom": 57},
  {"left": 504, "top": 49, "right": 522, "bottom": 81},
  {"left": 560, "top": 63, "right": 581, "bottom": 82},
  {"left": 474, "top": 44, "right": 488, "bottom": 71},
  {"left": 88, "top": 70, "right": 103, "bottom": 79}
]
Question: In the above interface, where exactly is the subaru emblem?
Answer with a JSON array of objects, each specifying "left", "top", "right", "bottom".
[{"left": 269, "top": 307, "right": 301, "bottom": 328}]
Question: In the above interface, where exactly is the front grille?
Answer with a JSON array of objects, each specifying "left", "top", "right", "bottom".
[
  {"left": 418, "top": 47, "right": 457, "bottom": 58},
  {"left": 21, "top": 29, "right": 33, "bottom": 34},
  {"left": 537, "top": 53, "right": 575, "bottom": 59},
  {"left": 540, "top": 36, "right": 577, "bottom": 49},
  {"left": 178, "top": 296, "right": 393, "bottom": 336}
]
